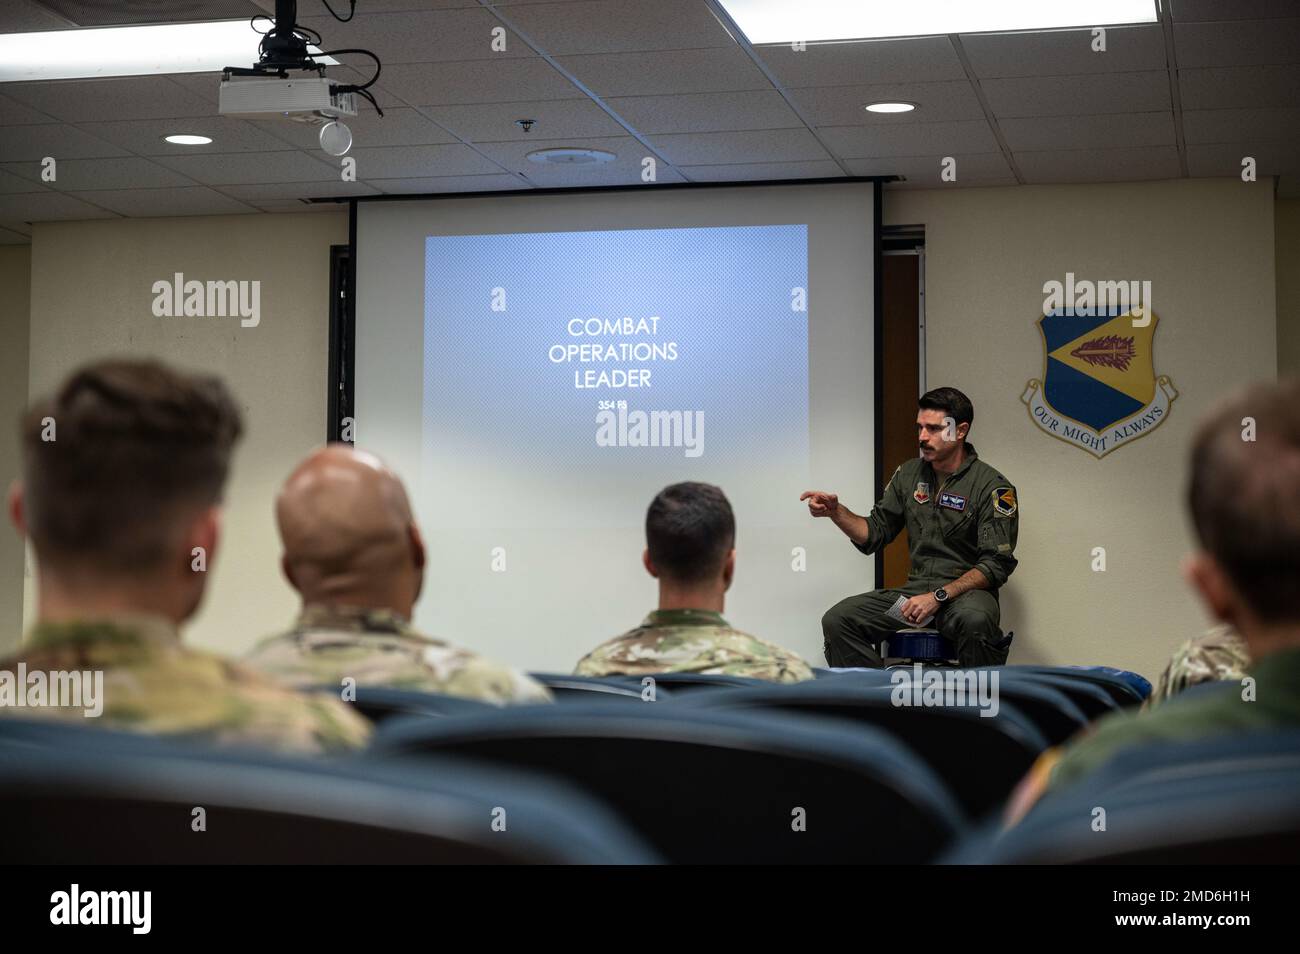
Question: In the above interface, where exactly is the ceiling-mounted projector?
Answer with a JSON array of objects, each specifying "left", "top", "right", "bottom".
[{"left": 218, "top": 76, "right": 357, "bottom": 126}]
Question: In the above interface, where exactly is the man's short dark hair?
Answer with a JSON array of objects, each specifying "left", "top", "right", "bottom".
[
  {"left": 21, "top": 359, "right": 243, "bottom": 573},
  {"left": 1188, "top": 378, "right": 1300, "bottom": 623},
  {"left": 918, "top": 387, "right": 974, "bottom": 430},
  {"left": 645, "top": 482, "right": 735, "bottom": 583}
]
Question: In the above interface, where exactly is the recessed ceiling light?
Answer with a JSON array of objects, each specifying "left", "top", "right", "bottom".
[
  {"left": 865, "top": 102, "right": 916, "bottom": 114},
  {"left": 719, "top": 0, "right": 1157, "bottom": 43},
  {"left": 0, "top": 20, "right": 336, "bottom": 83},
  {"left": 164, "top": 134, "right": 213, "bottom": 145},
  {"left": 527, "top": 148, "right": 616, "bottom": 166}
]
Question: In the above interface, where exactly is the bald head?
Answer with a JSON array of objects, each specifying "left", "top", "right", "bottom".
[{"left": 277, "top": 445, "right": 424, "bottom": 616}]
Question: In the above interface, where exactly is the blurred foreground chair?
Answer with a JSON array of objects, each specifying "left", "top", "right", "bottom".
[
  {"left": 0, "top": 719, "right": 658, "bottom": 864},
  {"left": 371, "top": 703, "right": 966, "bottom": 863}
]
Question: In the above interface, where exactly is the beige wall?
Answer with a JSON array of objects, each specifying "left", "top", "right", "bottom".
[
  {"left": 1277, "top": 198, "right": 1300, "bottom": 377},
  {"left": 0, "top": 247, "right": 31, "bottom": 653},
  {"left": 885, "top": 178, "right": 1277, "bottom": 680},
  {"left": 25, "top": 212, "right": 347, "bottom": 655},
  {"left": 8, "top": 180, "right": 1287, "bottom": 678}
]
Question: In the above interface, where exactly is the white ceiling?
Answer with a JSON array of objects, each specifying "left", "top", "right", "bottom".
[{"left": 0, "top": 0, "right": 1297, "bottom": 244}]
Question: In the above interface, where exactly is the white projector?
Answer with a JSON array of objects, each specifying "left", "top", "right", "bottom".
[{"left": 218, "top": 76, "right": 357, "bottom": 125}]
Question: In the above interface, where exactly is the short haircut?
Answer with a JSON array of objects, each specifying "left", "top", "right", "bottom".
[
  {"left": 645, "top": 482, "right": 735, "bottom": 583},
  {"left": 919, "top": 386, "right": 974, "bottom": 430},
  {"left": 21, "top": 359, "right": 243, "bottom": 573},
  {"left": 1188, "top": 378, "right": 1300, "bottom": 623}
]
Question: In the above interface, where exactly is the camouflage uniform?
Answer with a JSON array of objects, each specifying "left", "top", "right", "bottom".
[
  {"left": 245, "top": 604, "right": 552, "bottom": 705},
  {"left": 1143, "top": 625, "right": 1250, "bottom": 710},
  {"left": 575, "top": 608, "right": 814, "bottom": 683},
  {"left": 1045, "top": 646, "right": 1300, "bottom": 794},
  {"left": 822, "top": 443, "right": 1018, "bottom": 668},
  {"left": 0, "top": 616, "right": 371, "bottom": 754}
]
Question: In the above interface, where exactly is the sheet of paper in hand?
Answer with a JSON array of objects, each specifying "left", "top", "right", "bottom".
[{"left": 886, "top": 594, "right": 934, "bottom": 628}]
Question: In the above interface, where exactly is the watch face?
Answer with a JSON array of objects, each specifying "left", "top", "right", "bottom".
[{"left": 935, "top": 588, "right": 948, "bottom": 602}]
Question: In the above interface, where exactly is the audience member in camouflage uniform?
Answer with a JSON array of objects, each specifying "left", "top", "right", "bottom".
[
  {"left": 575, "top": 482, "right": 813, "bottom": 683},
  {"left": 1, "top": 360, "right": 370, "bottom": 754},
  {"left": 245, "top": 445, "right": 550, "bottom": 704},
  {"left": 1142, "top": 624, "right": 1250, "bottom": 710}
]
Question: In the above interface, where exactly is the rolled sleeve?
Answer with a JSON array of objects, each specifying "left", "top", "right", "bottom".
[{"left": 853, "top": 466, "right": 907, "bottom": 556}]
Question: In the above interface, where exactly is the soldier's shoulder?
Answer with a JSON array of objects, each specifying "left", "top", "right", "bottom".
[{"left": 971, "top": 456, "right": 1015, "bottom": 489}]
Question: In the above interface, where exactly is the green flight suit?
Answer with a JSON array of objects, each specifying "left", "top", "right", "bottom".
[{"left": 822, "top": 443, "right": 1019, "bottom": 668}]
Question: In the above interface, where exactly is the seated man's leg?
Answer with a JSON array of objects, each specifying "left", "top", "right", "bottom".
[
  {"left": 821, "top": 589, "right": 910, "bottom": 668},
  {"left": 938, "top": 590, "right": 1007, "bottom": 667}
]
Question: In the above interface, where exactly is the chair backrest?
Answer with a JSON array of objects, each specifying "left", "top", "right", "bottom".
[
  {"left": 310, "top": 684, "right": 495, "bottom": 723},
  {"left": 947, "top": 734, "right": 1300, "bottom": 864},
  {"left": 529, "top": 673, "right": 667, "bottom": 703},
  {"left": 619, "top": 671, "right": 771, "bottom": 693},
  {"left": 686, "top": 678, "right": 1047, "bottom": 820},
  {"left": 978, "top": 667, "right": 1120, "bottom": 721},
  {"left": 371, "top": 703, "right": 966, "bottom": 863},
  {"left": 0, "top": 719, "right": 658, "bottom": 864},
  {"left": 971, "top": 672, "right": 1090, "bottom": 746},
  {"left": 1002, "top": 665, "right": 1144, "bottom": 707}
]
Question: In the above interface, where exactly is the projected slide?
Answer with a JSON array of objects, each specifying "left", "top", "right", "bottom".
[{"left": 421, "top": 224, "right": 809, "bottom": 529}]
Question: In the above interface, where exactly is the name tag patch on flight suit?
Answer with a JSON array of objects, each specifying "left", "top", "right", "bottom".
[
  {"left": 993, "top": 487, "right": 1017, "bottom": 517},
  {"left": 938, "top": 492, "right": 967, "bottom": 511},
  {"left": 914, "top": 482, "right": 931, "bottom": 504}
]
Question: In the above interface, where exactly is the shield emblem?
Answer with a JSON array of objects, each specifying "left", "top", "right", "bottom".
[{"left": 1022, "top": 305, "right": 1176, "bottom": 458}]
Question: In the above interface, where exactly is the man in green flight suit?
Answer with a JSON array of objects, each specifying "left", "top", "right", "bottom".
[{"left": 803, "top": 386, "right": 1018, "bottom": 668}]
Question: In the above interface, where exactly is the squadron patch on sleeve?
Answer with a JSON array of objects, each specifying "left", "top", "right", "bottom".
[{"left": 993, "top": 487, "right": 1017, "bottom": 517}]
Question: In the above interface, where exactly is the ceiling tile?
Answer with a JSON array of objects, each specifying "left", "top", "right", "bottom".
[
  {"left": 66, "top": 187, "right": 260, "bottom": 217},
  {"left": 475, "top": 134, "right": 650, "bottom": 175},
  {"left": 0, "top": 0, "right": 77, "bottom": 33},
  {"left": 379, "top": 58, "right": 584, "bottom": 105},
  {"left": 0, "top": 156, "right": 197, "bottom": 190},
  {"left": 152, "top": 150, "right": 340, "bottom": 185},
  {"left": 1015, "top": 145, "right": 1182, "bottom": 183},
  {"left": 1186, "top": 141, "right": 1300, "bottom": 176},
  {"left": 498, "top": 0, "right": 735, "bottom": 55},
  {"left": 0, "top": 219, "right": 31, "bottom": 235},
  {"left": 844, "top": 153, "right": 1013, "bottom": 182},
  {"left": 680, "top": 160, "right": 845, "bottom": 181},
  {"left": 0, "top": 191, "right": 118, "bottom": 222},
  {"left": 605, "top": 90, "right": 802, "bottom": 134},
  {"left": 1179, "top": 64, "right": 1300, "bottom": 109},
  {"left": 518, "top": 163, "right": 687, "bottom": 187},
  {"left": 959, "top": 25, "right": 1166, "bottom": 78},
  {"left": 0, "top": 167, "right": 45, "bottom": 194},
  {"left": 2, "top": 76, "right": 217, "bottom": 122},
  {"left": 73, "top": 115, "right": 297, "bottom": 155},
  {"left": 818, "top": 121, "right": 999, "bottom": 159},
  {"left": 1183, "top": 107, "right": 1300, "bottom": 144},
  {"left": 1171, "top": 1, "right": 1300, "bottom": 21},
  {"left": 982, "top": 71, "right": 1171, "bottom": 117},
  {"left": 1175, "top": 18, "right": 1300, "bottom": 68},
  {"left": 999, "top": 112, "right": 1176, "bottom": 152},
  {"left": 245, "top": 107, "right": 459, "bottom": 151},
  {"left": 789, "top": 81, "right": 984, "bottom": 126},
  {"left": 558, "top": 47, "right": 770, "bottom": 96},
  {"left": 372, "top": 174, "right": 532, "bottom": 193},
  {"left": 755, "top": 38, "right": 967, "bottom": 88},
  {"left": 215, "top": 181, "right": 383, "bottom": 201},
  {"left": 343, "top": 143, "right": 507, "bottom": 177},
  {"left": 0, "top": 92, "right": 54, "bottom": 125},
  {"left": 647, "top": 128, "right": 831, "bottom": 165},
  {"left": 424, "top": 99, "right": 627, "bottom": 141},
  {"left": 0, "top": 123, "right": 129, "bottom": 161},
  {"left": 299, "top": 8, "right": 534, "bottom": 65}
]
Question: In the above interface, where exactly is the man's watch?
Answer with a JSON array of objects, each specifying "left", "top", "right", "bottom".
[{"left": 933, "top": 587, "right": 949, "bottom": 603}]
